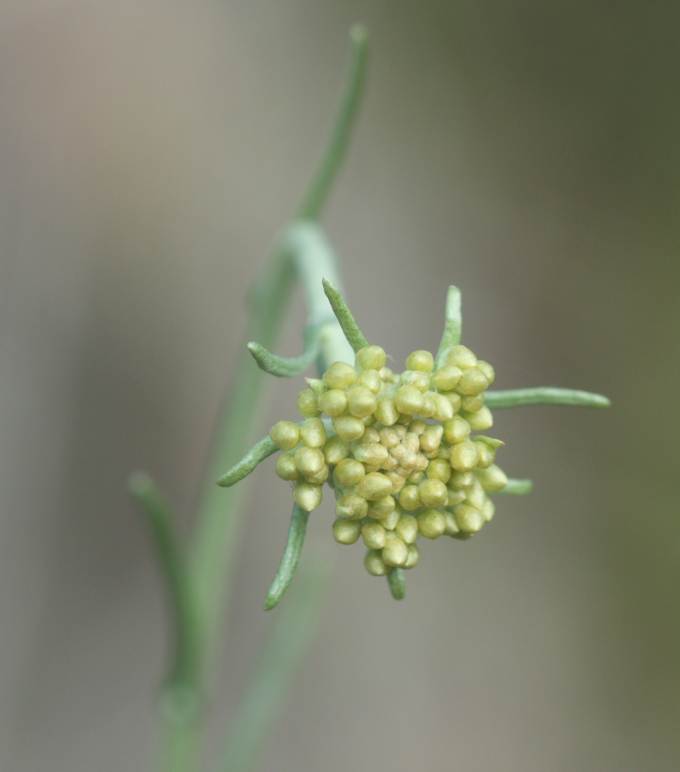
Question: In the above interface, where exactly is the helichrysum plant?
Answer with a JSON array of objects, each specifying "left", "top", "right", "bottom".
[
  {"left": 128, "top": 24, "right": 609, "bottom": 772},
  {"left": 220, "top": 273, "right": 608, "bottom": 605}
]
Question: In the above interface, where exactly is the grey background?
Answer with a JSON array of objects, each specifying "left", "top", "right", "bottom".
[{"left": 1, "top": 1, "right": 679, "bottom": 770}]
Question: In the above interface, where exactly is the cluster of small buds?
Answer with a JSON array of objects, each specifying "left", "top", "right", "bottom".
[{"left": 269, "top": 342, "right": 508, "bottom": 579}]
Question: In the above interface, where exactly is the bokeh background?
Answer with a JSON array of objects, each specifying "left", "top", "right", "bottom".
[{"left": 2, "top": 2, "right": 679, "bottom": 770}]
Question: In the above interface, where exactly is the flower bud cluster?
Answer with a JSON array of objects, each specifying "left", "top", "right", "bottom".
[{"left": 270, "top": 343, "right": 507, "bottom": 578}]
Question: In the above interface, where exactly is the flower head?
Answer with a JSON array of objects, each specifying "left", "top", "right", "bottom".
[{"left": 270, "top": 342, "right": 506, "bottom": 578}]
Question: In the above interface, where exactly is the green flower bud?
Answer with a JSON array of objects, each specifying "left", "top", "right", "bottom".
[
  {"left": 445, "top": 392, "right": 462, "bottom": 414},
  {"left": 395, "top": 385, "right": 424, "bottom": 416},
  {"left": 323, "top": 361, "right": 357, "bottom": 389},
  {"left": 404, "top": 544, "right": 420, "bottom": 569},
  {"left": 457, "top": 367, "right": 489, "bottom": 396},
  {"left": 406, "top": 349, "right": 434, "bottom": 372},
  {"left": 333, "top": 458, "right": 366, "bottom": 487},
  {"left": 294, "top": 446, "right": 325, "bottom": 477},
  {"left": 375, "top": 398, "right": 399, "bottom": 426},
  {"left": 474, "top": 441, "right": 494, "bottom": 468},
  {"left": 364, "top": 550, "right": 386, "bottom": 576},
  {"left": 447, "top": 488, "right": 466, "bottom": 506},
  {"left": 417, "top": 509, "right": 446, "bottom": 539},
  {"left": 336, "top": 493, "right": 368, "bottom": 520},
  {"left": 386, "top": 471, "right": 406, "bottom": 493},
  {"left": 432, "top": 365, "right": 463, "bottom": 391},
  {"left": 357, "top": 369, "right": 382, "bottom": 393},
  {"left": 306, "top": 464, "right": 329, "bottom": 485},
  {"left": 427, "top": 457, "right": 451, "bottom": 484},
  {"left": 318, "top": 388, "right": 348, "bottom": 417},
  {"left": 461, "top": 395, "right": 485, "bottom": 413},
  {"left": 300, "top": 417, "right": 326, "bottom": 448},
  {"left": 450, "top": 440, "right": 479, "bottom": 472},
  {"left": 454, "top": 503, "right": 484, "bottom": 533},
  {"left": 445, "top": 344, "right": 477, "bottom": 370},
  {"left": 367, "top": 494, "right": 396, "bottom": 519},
  {"left": 356, "top": 345, "right": 387, "bottom": 371},
  {"left": 381, "top": 508, "right": 400, "bottom": 530},
  {"left": 395, "top": 514, "right": 418, "bottom": 544},
  {"left": 420, "top": 425, "right": 444, "bottom": 454},
  {"left": 362, "top": 521, "right": 387, "bottom": 550},
  {"left": 297, "top": 388, "right": 319, "bottom": 417},
  {"left": 333, "top": 415, "right": 365, "bottom": 442},
  {"left": 382, "top": 533, "right": 408, "bottom": 567},
  {"left": 333, "top": 519, "right": 361, "bottom": 545},
  {"left": 418, "top": 478, "right": 448, "bottom": 507},
  {"left": 450, "top": 470, "right": 475, "bottom": 488},
  {"left": 409, "top": 420, "right": 426, "bottom": 435},
  {"left": 476, "top": 360, "right": 495, "bottom": 385},
  {"left": 347, "top": 385, "right": 377, "bottom": 418},
  {"left": 356, "top": 472, "right": 393, "bottom": 501},
  {"left": 431, "top": 393, "right": 454, "bottom": 422},
  {"left": 294, "top": 483, "right": 322, "bottom": 511},
  {"left": 398, "top": 484, "right": 421, "bottom": 511},
  {"left": 324, "top": 436, "right": 349, "bottom": 465},
  {"left": 305, "top": 377, "right": 325, "bottom": 394},
  {"left": 482, "top": 498, "right": 495, "bottom": 522},
  {"left": 275, "top": 452, "right": 298, "bottom": 481},
  {"left": 270, "top": 420, "right": 300, "bottom": 450},
  {"left": 420, "top": 394, "right": 436, "bottom": 419},
  {"left": 379, "top": 427, "right": 400, "bottom": 448},
  {"left": 465, "top": 480, "right": 487, "bottom": 510},
  {"left": 444, "top": 416, "right": 470, "bottom": 444},
  {"left": 444, "top": 511, "right": 460, "bottom": 536},
  {"left": 353, "top": 443, "right": 389, "bottom": 467},
  {"left": 467, "top": 406, "right": 493, "bottom": 431},
  {"left": 478, "top": 464, "right": 508, "bottom": 493},
  {"left": 400, "top": 370, "right": 430, "bottom": 391}
]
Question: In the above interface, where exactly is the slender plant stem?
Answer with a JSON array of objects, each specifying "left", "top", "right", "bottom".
[
  {"left": 128, "top": 473, "right": 200, "bottom": 696},
  {"left": 221, "top": 565, "right": 328, "bottom": 772},
  {"left": 141, "top": 28, "right": 369, "bottom": 772},
  {"left": 297, "top": 25, "right": 368, "bottom": 220},
  {"left": 486, "top": 387, "right": 610, "bottom": 409}
]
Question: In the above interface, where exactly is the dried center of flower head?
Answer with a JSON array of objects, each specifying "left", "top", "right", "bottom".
[{"left": 270, "top": 342, "right": 508, "bottom": 579}]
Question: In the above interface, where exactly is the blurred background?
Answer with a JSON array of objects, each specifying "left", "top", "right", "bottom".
[{"left": 1, "top": 1, "right": 679, "bottom": 770}]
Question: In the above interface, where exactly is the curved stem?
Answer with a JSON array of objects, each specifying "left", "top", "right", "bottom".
[
  {"left": 486, "top": 387, "right": 610, "bottom": 409},
  {"left": 217, "top": 436, "right": 277, "bottom": 487},
  {"left": 297, "top": 25, "right": 368, "bottom": 219},
  {"left": 247, "top": 323, "right": 323, "bottom": 378},
  {"left": 265, "top": 506, "right": 311, "bottom": 610}
]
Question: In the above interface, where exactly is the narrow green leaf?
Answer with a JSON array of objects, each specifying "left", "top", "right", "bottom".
[
  {"left": 247, "top": 324, "right": 322, "bottom": 378},
  {"left": 217, "top": 436, "right": 277, "bottom": 487},
  {"left": 435, "top": 285, "right": 462, "bottom": 367},
  {"left": 486, "top": 387, "right": 610, "bottom": 409},
  {"left": 265, "top": 505, "right": 311, "bottom": 611},
  {"left": 501, "top": 478, "right": 534, "bottom": 495},
  {"left": 387, "top": 568, "right": 406, "bottom": 600},
  {"left": 322, "top": 278, "right": 369, "bottom": 352}
]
